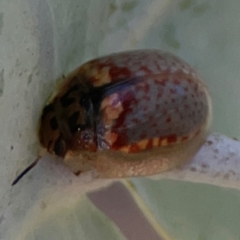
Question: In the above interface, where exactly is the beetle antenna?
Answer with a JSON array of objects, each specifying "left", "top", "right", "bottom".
[{"left": 12, "top": 157, "right": 40, "bottom": 186}]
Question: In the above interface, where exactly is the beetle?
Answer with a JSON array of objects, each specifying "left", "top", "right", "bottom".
[{"left": 12, "top": 49, "right": 212, "bottom": 185}]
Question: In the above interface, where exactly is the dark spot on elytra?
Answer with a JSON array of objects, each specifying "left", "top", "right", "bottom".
[
  {"left": 79, "top": 95, "right": 90, "bottom": 111},
  {"left": 60, "top": 97, "right": 75, "bottom": 107},
  {"left": 60, "top": 84, "right": 79, "bottom": 108},
  {"left": 68, "top": 111, "right": 80, "bottom": 133},
  {"left": 74, "top": 171, "right": 81, "bottom": 176},
  {"left": 61, "top": 85, "right": 79, "bottom": 99},
  {"left": 41, "top": 104, "right": 54, "bottom": 119},
  {"left": 66, "top": 84, "right": 79, "bottom": 94},
  {"left": 71, "top": 76, "right": 79, "bottom": 82},
  {"left": 49, "top": 116, "right": 58, "bottom": 130},
  {"left": 54, "top": 137, "right": 66, "bottom": 157}
]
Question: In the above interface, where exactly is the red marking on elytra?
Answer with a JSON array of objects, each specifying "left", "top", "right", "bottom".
[
  {"left": 136, "top": 83, "right": 150, "bottom": 94},
  {"left": 135, "top": 84, "right": 146, "bottom": 91},
  {"left": 157, "top": 91, "right": 163, "bottom": 98},
  {"left": 173, "top": 79, "right": 180, "bottom": 85},
  {"left": 181, "top": 136, "right": 189, "bottom": 141},
  {"left": 109, "top": 66, "right": 132, "bottom": 80},
  {"left": 160, "top": 81, "right": 166, "bottom": 87},
  {"left": 129, "top": 143, "right": 141, "bottom": 153},
  {"left": 139, "top": 66, "right": 152, "bottom": 74},
  {"left": 150, "top": 122, "right": 158, "bottom": 128},
  {"left": 170, "top": 88, "right": 177, "bottom": 94},
  {"left": 166, "top": 117, "right": 171, "bottom": 123},
  {"left": 142, "top": 106, "right": 148, "bottom": 112},
  {"left": 112, "top": 132, "right": 128, "bottom": 149},
  {"left": 146, "top": 139, "right": 153, "bottom": 149},
  {"left": 112, "top": 91, "right": 138, "bottom": 148},
  {"left": 167, "top": 134, "right": 177, "bottom": 143},
  {"left": 148, "top": 115, "right": 154, "bottom": 122},
  {"left": 162, "top": 109, "right": 167, "bottom": 115},
  {"left": 194, "top": 129, "right": 201, "bottom": 137},
  {"left": 143, "top": 95, "right": 150, "bottom": 101},
  {"left": 132, "top": 118, "right": 141, "bottom": 124},
  {"left": 145, "top": 83, "right": 150, "bottom": 93},
  {"left": 158, "top": 138, "right": 162, "bottom": 146}
]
